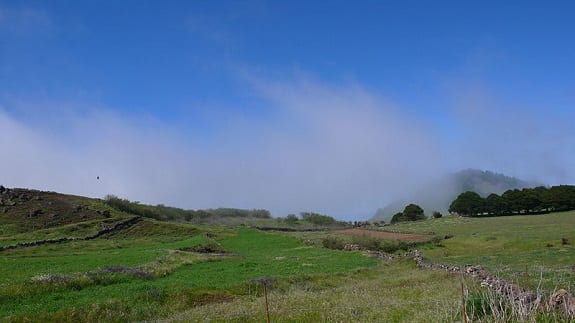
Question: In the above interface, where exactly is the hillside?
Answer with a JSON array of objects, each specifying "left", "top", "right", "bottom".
[
  {"left": 1, "top": 184, "right": 574, "bottom": 321},
  {"left": 372, "top": 169, "right": 540, "bottom": 221},
  {"left": 0, "top": 186, "right": 123, "bottom": 233}
]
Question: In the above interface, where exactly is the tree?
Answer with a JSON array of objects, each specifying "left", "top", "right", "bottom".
[
  {"left": 402, "top": 204, "right": 426, "bottom": 221},
  {"left": 432, "top": 211, "right": 442, "bottom": 219},
  {"left": 449, "top": 191, "right": 484, "bottom": 216},
  {"left": 390, "top": 212, "right": 407, "bottom": 224},
  {"left": 545, "top": 185, "right": 575, "bottom": 212},
  {"left": 392, "top": 204, "right": 425, "bottom": 223},
  {"left": 300, "top": 212, "right": 337, "bottom": 225},
  {"left": 485, "top": 193, "right": 506, "bottom": 216},
  {"left": 502, "top": 189, "right": 524, "bottom": 214},
  {"left": 285, "top": 214, "right": 298, "bottom": 224}
]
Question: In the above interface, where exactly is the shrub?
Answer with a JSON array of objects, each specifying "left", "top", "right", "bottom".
[
  {"left": 180, "top": 242, "right": 227, "bottom": 254},
  {"left": 321, "top": 237, "right": 345, "bottom": 250},
  {"left": 349, "top": 235, "right": 379, "bottom": 250},
  {"left": 432, "top": 211, "right": 443, "bottom": 218}
]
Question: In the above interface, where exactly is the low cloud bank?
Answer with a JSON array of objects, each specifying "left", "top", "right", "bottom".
[{"left": 1, "top": 78, "right": 573, "bottom": 220}]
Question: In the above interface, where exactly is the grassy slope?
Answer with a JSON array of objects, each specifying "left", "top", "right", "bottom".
[
  {"left": 168, "top": 259, "right": 463, "bottom": 322},
  {"left": 0, "top": 222, "right": 377, "bottom": 321},
  {"left": 0, "top": 189, "right": 131, "bottom": 246},
  {"left": 385, "top": 211, "right": 575, "bottom": 291},
  {"left": 3, "top": 188, "right": 573, "bottom": 321}
]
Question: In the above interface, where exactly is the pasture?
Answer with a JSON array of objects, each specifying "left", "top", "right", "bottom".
[{"left": 1, "top": 205, "right": 574, "bottom": 321}]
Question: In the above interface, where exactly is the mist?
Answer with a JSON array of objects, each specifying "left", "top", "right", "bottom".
[{"left": 1, "top": 77, "right": 574, "bottom": 221}]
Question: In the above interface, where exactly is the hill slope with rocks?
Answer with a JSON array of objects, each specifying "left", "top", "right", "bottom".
[{"left": 0, "top": 185, "right": 120, "bottom": 234}]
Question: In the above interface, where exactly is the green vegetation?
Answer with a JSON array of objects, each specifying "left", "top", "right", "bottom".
[
  {"left": 385, "top": 211, "right": 575, "bottom": 292},
  {"left": 372, "top": 168, "right": 538, "bottom": 222},
  {"left": 391, "top": 203, "right": 426, "bottom": 223},
  {"left": 299, "top": 211, "right": 342, "bottom": 226},
  {"left": 0, "top": 219, "right": 377, "bottom": 321},
  {"left": 104, "top": 195, "right": 271, "bottom": 223},
  {"left": 449, "top": 185, "right": 575, "bottom": 216},
  {"left": 2, "top": 186, "right": 575, "bottom": 321}
]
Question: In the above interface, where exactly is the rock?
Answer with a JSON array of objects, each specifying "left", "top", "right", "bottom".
[
  {"left": 344, "top": 244, "right": 361, "bottom": 251},
  {"left": 548, "top": 289, "right": 575, "bottom": 316}
]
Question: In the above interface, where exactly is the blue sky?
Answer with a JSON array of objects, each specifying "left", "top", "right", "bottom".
[{"left": 1, "top": 1, "right": 574, "bottom": 220}]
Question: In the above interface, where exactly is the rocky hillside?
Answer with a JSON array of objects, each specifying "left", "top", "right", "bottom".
[
  {"left": 372, "top": 169, "right": 541, "bottom": 222},
  {"left": 0, "top": 185, "right": 119, "bottom": 234}
]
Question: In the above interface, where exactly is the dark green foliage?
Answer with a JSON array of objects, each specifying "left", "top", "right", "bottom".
[
  {"left": 104, "top": 195, "right": 162, "bottom": 219},
  {"left": 104, "top": 195, "right": 272, "bottom": 223},
  {"left": 450, "top": 185, "right": 575, "bottom": 217},
  {"left": 403, "top": 204, "right": 425, "bottom": 221},
  {"left": 390, "top": 212, "right": 407, "bottom": 224},
  {"left": 485, "top": 193, "right": 507, "bottom": 216},
  {"left": 206, "top": 208, "right": 271, "bottom": 218},
  {"left": 391, "top": 204, "right": 425, "bottom": 223},
  {"left": 432, "top": 211, "right": 442, "bottom": 219},
  {"left": 285, "top": 214, "right": 299, "bottom": 224},
  {"left": 449, "top": 191, "right": 484, "bottom": 216},
  {"left": 300, "top": 212, "right": 339, "bottom": 225},
  {"left": 546, "top": 185, "right": 575, "bottom": 211}
]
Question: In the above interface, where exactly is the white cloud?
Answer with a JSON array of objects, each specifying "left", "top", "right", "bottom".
[
  {"left": 446, "top": 83, "right": 575, "bottom": 185},
  {"left": 0, "top": 77, "right": 447, "bottom": 220},
  {"left": 2, "top": 76, "right": 573, "bottom": 221}
]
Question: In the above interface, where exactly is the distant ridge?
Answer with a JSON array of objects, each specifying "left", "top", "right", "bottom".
[{"left": 371, "top": 169, "right": 541, "bottom": 222}]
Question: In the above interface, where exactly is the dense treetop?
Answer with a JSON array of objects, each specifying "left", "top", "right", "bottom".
[{"left": 449, "top": 185, "right": 575, "bottom": 217}]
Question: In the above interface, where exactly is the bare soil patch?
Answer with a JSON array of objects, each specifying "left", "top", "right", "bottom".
[{"left": 334, "top": 228, "right": 431, "bottom": 241}]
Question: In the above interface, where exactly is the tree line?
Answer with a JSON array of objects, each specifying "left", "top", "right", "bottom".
[
  {"left": 104, "top": 195, "right": 271, "bottom": 222},
  {"left": 448, "top": 185, "right": 575, "bottom": 217}
]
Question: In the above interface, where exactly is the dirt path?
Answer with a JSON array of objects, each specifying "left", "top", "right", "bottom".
[{"left": 334, "top": 228, "right": 431, "bottom": 241}]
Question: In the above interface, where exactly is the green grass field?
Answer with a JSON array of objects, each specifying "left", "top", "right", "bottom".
[
  {"left": 0, "top": 222, "right": 379, "bottom": 322},
  {"left": 387, "top": 211, "right": 575, "bottom": 292},
  {"left": 1, "top": 206, "right": 574, "bottom": 321}
]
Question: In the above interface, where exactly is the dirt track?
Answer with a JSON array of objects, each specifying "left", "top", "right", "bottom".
[{"left": 334, "top": 228, "right": 431, "bottom": 241}]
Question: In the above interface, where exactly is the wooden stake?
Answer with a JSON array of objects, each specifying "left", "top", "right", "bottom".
[
  {"left": 264, "top": 282, "right": 270, "bottom": 323},
  {"left": 461, "top": 281, "right": 468, "bottom": 323}
]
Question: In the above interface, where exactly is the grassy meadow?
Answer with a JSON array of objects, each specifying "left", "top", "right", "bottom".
[
  {"left": 1, "top": 200, "right": 574, "bottom": 321},
  {"left": 389, "top": 211, "right": 575, "bottom": 292}
]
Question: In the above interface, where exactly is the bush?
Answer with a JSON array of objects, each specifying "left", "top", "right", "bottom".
[
  {"left": 321, "top": 237, "right": 345, "bottom": 250},
  {"left": 432, "top": 211, "right": 442, "bottom": 218},
  {"left": 351, "top": 235, "right": 381, "bottom": 251},
  {"left": 301, "top": 212, "right": 337, "bottom": 225},
  {"left": 285, "top": 214, "right": 299, "bottom": 224}
]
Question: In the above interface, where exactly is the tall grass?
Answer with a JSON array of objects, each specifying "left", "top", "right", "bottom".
[{"left": 164, "top": 258, "right": 463, "bottom": 322}]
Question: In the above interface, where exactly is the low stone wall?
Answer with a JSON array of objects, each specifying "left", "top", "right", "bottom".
[
  {"left": 411, "top": 250, "right": 574, "bottom": 318},
  {"left": 0, "top": 216, "right": 142, "bottom": 251}
]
